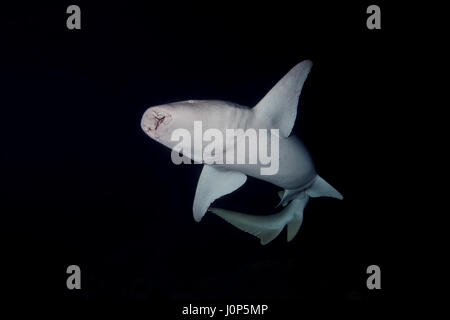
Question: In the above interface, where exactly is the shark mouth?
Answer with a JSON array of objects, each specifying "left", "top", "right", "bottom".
[{"left": 143, "top": 109, "right": 172, "bottom": 139}]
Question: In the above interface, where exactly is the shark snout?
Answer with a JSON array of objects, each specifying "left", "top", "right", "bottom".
[{"left": 141, "top": 107, "right": 173, "bottom": 139}]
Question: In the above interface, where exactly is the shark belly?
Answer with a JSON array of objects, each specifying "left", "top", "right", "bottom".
[
  {"left": 217, "top": 135, "right": 316, "bottom": 190},
  {"left": 267, "top": 135, "right": 317, "bottom": 190}
]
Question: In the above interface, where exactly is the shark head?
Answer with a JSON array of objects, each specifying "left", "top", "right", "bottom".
[
  {"left": 141, "top": 100, "right": 200, "bottom": 146},
  {"left": 141, "top": 105, "right": 174, "bottom": 142},
  {"left": 141, "top": 99, "right": 236, "bottom": 153}
]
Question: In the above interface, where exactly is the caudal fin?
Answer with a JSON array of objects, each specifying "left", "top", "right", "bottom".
[
  {"left": 208, "top": 194, "right": 309, "bottom": 245},
  {"left": 206, "top": 176, "right": 342, "bottom": 244},
  {"left": 286, "top": 197, "right": 308, "bottom": 241}
]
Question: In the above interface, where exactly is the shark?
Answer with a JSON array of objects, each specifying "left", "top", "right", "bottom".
[{"left": 141, "top": 60, "right": 343, "bottom": 245}]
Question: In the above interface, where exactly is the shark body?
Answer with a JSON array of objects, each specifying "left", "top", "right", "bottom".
[{"left": 141, "top": 60, "right": 343, "bottom": 244}]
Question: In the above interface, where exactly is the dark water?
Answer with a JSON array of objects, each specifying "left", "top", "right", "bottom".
[{"left": 0, "top": 1, "right": 403, "bottom": 315}]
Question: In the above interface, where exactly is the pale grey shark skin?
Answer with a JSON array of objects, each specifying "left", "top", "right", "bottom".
[
  {"left": 141, "top": 100, "right": 315, "bottom": 190},
  {"left": 141, "top": 60, "right": 343, "bottom": 245}
]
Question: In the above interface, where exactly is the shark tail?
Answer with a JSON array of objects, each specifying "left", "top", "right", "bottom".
[
  {"left": 208, "top": 194, "right": 309, "bottom": 245},
  {"left": 207, "top": 175, "right": 343, "bottom": 245}
]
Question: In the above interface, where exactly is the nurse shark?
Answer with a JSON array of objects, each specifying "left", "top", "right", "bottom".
[{"left": 141, "top": 60, "right": 343, "bottom": 244}]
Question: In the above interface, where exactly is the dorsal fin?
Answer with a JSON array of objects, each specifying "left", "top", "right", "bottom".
[{"left": 253, "top": 60, "right": 313, "bottom": 137}]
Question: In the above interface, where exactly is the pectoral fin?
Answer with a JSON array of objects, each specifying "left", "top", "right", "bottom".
[
  {"left": 253, "top": 60, "right": 313, "bottom": 137},
  {"left": 193, "top": 165, "right": 247, "bottom": 222}
]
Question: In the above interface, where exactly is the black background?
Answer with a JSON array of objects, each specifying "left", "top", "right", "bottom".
[{"left": 0, "top": 0, "right": 403, "bottom": 316}]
